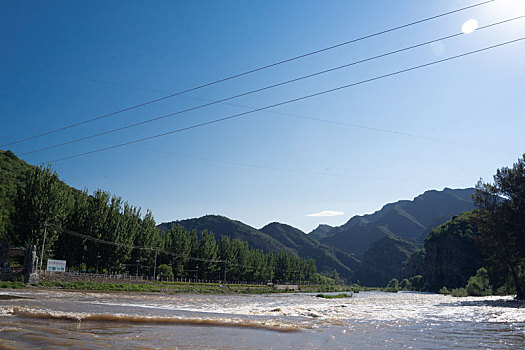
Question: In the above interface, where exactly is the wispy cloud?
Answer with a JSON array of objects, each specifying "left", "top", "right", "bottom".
[{"left": 306, "top": 210, "right": 344, "bottom": 217}]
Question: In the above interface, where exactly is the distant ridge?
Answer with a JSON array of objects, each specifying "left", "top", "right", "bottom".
[
  {"left": 157, "top": 215, "right": 291, "bottom": 253},
  {"left": 308, "top": 224, "right": 334, "bottom": 240},
  {"left": 157, "top": 188, "right": 475, "bottom": 281},
  {"left": 319, "top": 188, "right": 475, "bottom": 258},
  {"left": 157, "top": 216, "right": 359, "bottom": 278}
]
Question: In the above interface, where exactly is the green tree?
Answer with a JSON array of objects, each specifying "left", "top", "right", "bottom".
[
  {"left": 465, "top": 267, "right": 492, "bottom": 296},
  {"left": 166, "top": 225, "right": 191, "bottom": 277},
  {"left": 12, "top": 165, "right": 72, "bottom": 264},
  {"left": 385, "top": 278, "right": 399, "bottom": 292},
  {"left": 473, "top": 154, "right": 525, "bottom": 299},
  {"left": 399, "top": 278, "right": 412, "bottom": 291},
  {"left": 197, "top": 230, "right": 219, "bottom": 279},
  {"left": 157, "top": 264, "right": 174, "bottom": 281},
  {"left": 409, "top": 275, "right": 424, "bottom": 291}
]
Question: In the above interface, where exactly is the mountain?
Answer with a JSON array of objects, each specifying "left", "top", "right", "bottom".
[
  {"left": 319, "top": 188, "right": 475, "bottom": 258},
  {"left": 158, "top": 216, "right": 361, "bottom": 278},
  {"left": 424, "top": 211, "right": 482, "bottom": 291},
  {"left": 353, "top": 234, "right": 420, "bottom": 287},
  {"left": 157, "top": 215, "right": 292, "bottom": 253},
  {"left": 260, "top": 222, "right": 360, "bottom": 277},
  {"left": 308, "top": 224, "right": 334, "bottom": 240}
]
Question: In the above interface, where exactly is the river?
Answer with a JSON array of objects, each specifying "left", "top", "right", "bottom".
[{"left": 0, "top": 289, "right": 524, "bottom": 349}]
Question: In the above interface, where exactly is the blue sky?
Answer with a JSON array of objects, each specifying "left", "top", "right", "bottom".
[{"left": 1, "top": 0, "right": 524, "bottom": 233}]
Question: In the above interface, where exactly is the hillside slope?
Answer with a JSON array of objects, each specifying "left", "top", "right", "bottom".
[
  {"left": 353, "top": 234, "right": 420, "bottom": 287},
  {"left": 157, "top": 215, "right": 291, "bottom": 253},
  {"left": 0, "top": 150, "right": 35, "bottom": 235},
  {"left": 320, "top": 188, "right": 475, "bottom": 258},
  {"left": 260, "top": 222, "right": 360, "bottom": 277},
  {"left": 158, "top": 217, "right": 361, "bottom": 278}
]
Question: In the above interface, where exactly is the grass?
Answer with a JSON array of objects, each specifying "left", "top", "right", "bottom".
[
  {"left": 33, "top": 280, "right": 359, "bottom": 295},
  {"left": 316, "top": 293, "right": 352, "bottom": 299},
  {"left": 0, "top": 281, "right": 26, "bottom": 289}
]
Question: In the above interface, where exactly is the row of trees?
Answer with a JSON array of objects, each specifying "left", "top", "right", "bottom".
[
  {"left": 161, "top": 225, "right": 317, "bottom": 282},
  {"left": 6, "top": 164, "right": 317, "bottom": 283}
]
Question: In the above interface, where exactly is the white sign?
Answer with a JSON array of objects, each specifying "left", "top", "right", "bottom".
[{"left": 47, "top": 259, "right": 66, "bottom": 272}]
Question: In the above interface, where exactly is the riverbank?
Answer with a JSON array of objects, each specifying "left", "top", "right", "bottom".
[{"left": 1, "top": 280, "right": 357, "bottom": 294}]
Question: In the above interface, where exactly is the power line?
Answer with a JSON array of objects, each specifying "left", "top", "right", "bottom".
[
  {"left": 41, "top": 37, "right": 525, "bottom": 164},
  {"left": 136, "top": 148, "right": 472, "bottom": 183},
  {"left": 1, "top": 0, "right": 495, "bottom": 148},
  {"left": 6, "top": 57, "right": 519, "bottom": 156},
  {"left": 54, "top": 223, "right": 306, "bottom": 274},
  {"left": 19, "top": 15, "right": 525, "bottom": 157}
]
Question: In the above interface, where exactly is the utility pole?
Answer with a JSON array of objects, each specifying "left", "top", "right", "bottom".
[
  {"left": 96, "top": 253, "right": 101, "bottom": 274},
  {"left": 153, "top": 249, "right": 157, "bottom": 281},
  {"left": 39, "top": 221, "right": 47, "bottom": 271},
  {"left": 224, "top": 261, "right": 227, "bottom": 283}
]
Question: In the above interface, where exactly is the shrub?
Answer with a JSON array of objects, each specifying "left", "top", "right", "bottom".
[
  {"left": 385, "top": 278, "right": 399, "bottom": 293},
  {"left": 408, "top": 275, "right": 424, "bottom": 291},
  {"left": 399, "top": 278, "right": 412, "bottom": 291},
  {"left": 439, "top": 286, "right": 451, "bottom": 295},
  {"left": 451, "top": 288, "right": 468, "bottom": 297},
  {"left": 465, "top": 267, "right": 492, "bottom": 296}
]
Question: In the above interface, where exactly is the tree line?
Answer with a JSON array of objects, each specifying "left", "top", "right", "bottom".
[{"left": 6, "top": 164, "right": 317, "bottom": 283}]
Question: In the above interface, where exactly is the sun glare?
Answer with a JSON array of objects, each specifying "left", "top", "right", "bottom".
[
  {"left": 461, "top": 19, "right": 479, "bottom": 34},
  {"left": 493, "top": 0, "right": 525, "bottom": 15}
]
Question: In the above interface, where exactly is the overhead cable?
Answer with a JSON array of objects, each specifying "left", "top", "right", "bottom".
[
  {"left": 41, "top": 37, "right": 525, "bottom": 164},
  {"left": 1, "top": 0, "right": 495, "bottom": 148},
  {"left": 19, "top": 14, "right": 525, "bottom": 157}
]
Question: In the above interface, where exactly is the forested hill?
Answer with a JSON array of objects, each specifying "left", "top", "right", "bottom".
[
  {"left": 0, "top": 150, "right": 36, "bottom": 234},
  {"left": 157, "top": 215, "right": 291, "bottom": 253},
  {"left": 318, "top": 188, "right": 475, "bottom": 258},
  {"left": 157, "top": 216, "right": 360, "bottom": 278}
]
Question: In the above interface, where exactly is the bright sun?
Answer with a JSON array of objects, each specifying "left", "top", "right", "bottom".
[{"left": 462, "top": 19, "right": 479, "bottom": 34}]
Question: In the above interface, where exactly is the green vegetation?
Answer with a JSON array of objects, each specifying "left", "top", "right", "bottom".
[
  {"left": 451, "top": 288, "right": 468, "bottom": 297},
  {"left": 408, "top": 275, "right": 424, "bottom": 291},
  {"left": 473, "top": 154, "right": 525, "bottom": 300},
  {"left": 0, "top": 150, "right": 34, "bottom": 236},
  {"left": 354, "top": 234, "right": 419, "bottom": 287},
  {"left": 33, "top": 280, "right": 355, "bottom": 295},
  {"left": 0, "top": 281, "right": 26, "bottom": 289},
  {"left": 384, "top": 278, "right": 399, "bottom": 293},
  {"left": 448, "top": 268, "right": 492, "bottom": 298},
  {"left": 320, "top": 188, "right": 475, "bottom": 258},
  {"left": 424, "top": 211, "right": 482, "bottom": 291},
  {"left": 157, "top": 264, "right": 174, "bottom": 280},
  {"left": 0, "top": 153, "right": 318, "bottom": 284},
  {"left": 438, "top": 286, "right": 451, "bottom": 295},
  {"left": 465, "top": 267, "right": 492, "bottom": 296},
  {"left": 315, "top": 293, "right": 352, "bottom": 299}
]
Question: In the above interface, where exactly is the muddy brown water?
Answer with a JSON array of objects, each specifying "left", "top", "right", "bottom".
[{"left": 1, "top": 289, "right": 524, "bottom": 349}]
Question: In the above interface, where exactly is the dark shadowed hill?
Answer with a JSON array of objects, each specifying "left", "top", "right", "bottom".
[
  {"left": 157, "top": 216, "right": 361, "bottom": 278},
  {"left": 308, "top": 224, "right": 334, "bottom": 240},
  {"left": 157, "top": 215, "right": 291, "bottom": 253},
  {"left": 260, "top": 222, "right": 360, "bottom": 278},
  {"left": 353, "top": 234, "right": 420, "bottom": 287},
  {"left": 424, "top": 211, "right": 482, "bottom": 291},
  {"left": 319, "top": 188, "right": 475, "bottom": 258}
]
